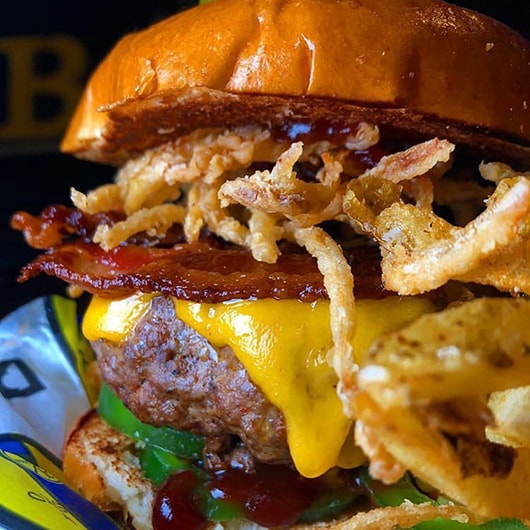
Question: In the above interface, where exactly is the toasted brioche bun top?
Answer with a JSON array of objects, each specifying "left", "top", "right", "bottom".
[{"left": 61, "top": 0, "right": 530, "bottom": 166}]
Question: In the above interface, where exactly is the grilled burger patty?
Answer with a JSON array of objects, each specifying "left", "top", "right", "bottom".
[{"left": 94, "top": 295, "right": 290, "bottom": 471}]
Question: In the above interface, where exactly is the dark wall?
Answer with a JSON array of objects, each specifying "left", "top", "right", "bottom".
[
  {"left": 1, "top": 1, "right": 195, "bottom": 316},
  {"left": 455, "top": 0, "right": 529, "bottom": 37},
  {"left": 0, "top": 1, "right": 528, "bottom": 318}
]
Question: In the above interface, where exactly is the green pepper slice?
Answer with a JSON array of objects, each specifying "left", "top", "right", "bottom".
[
  {"left": 98, "top": 383, "right": 204, "bottom": 459},
  {"left": 361, "top": 469, "right": 432, "bottom": 507},
  {"left": 195, "top": 486, "right": 243, "bottom": 522},
  {"left": 297, "top": 488, "right": 360, "bottom": 524},
  {"left": 414, "top": 518, "right": 529, "bottom": 530},
  {"left": 140, "top": 445, "right": 191, "bottom": 486},
  {"left": 360, "top": 469, "right": 527, "bottom": 529}
]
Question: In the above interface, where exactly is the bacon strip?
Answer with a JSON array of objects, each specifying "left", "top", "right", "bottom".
[
  {"left": 12, "top": 206, "right": 386, "bottom": 301},
  {"left": 10, "top": 205, "right": 125, "bottom": 249},
  {"left": 11, "top": 205, "right": 186, "bottom": 249},
  {"left": 17, "top": 241, "right": 386, "bottom": 302}
]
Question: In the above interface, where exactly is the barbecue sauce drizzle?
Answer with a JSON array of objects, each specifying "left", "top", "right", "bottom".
[{"left": 153, "top": 465, "right": 366, "bottom": 530}]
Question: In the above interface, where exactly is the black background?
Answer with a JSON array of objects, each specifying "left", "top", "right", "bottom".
[{"left": 0, "top": 0, "right": 528, "bottom": 318}]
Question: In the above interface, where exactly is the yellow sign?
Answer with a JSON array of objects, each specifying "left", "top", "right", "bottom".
[{"left": 0, "top": 35, "right": 88, "bottom": 141}]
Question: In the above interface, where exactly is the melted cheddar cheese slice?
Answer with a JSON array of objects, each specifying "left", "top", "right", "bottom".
[{"left": 83, "top": 294, "right": 434, "bottom": 478}]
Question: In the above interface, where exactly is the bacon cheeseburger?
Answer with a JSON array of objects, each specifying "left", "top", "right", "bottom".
[{"left": 11, "top": 0, "right": 530, "bottom": 528}]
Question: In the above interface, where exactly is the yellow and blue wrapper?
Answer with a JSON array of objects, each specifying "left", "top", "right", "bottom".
[{"left": 0, "top": 296, "right": 121, "bottom": 530}]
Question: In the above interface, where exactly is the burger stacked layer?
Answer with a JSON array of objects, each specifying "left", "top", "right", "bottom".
[{"left": 11, "top": 0, "right": 530, "bottom": 529}]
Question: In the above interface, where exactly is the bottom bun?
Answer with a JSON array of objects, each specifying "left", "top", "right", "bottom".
[
  {"left": 63, "top": 411, "right": 268, "bottom": 530},
  {"left": 63, "top": 410, "right": 155, "bottom": 530}
]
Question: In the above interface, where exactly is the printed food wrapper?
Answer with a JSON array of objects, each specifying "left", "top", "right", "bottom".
[{"left": 0, "top": 296, "right": 122, "bottom": 530}]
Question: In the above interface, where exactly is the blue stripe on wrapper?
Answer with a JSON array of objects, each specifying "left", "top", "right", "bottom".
[{"left": 0, "top": 434, "right": 121, "bottom": 530}]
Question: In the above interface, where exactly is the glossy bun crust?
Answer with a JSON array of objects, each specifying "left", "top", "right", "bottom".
[{"left": 61, "top": 0, "right": 530, "bottom": 166}]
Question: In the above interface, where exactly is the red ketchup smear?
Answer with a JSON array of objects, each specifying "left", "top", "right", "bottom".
[
  {"left": 355, "top": 145, "right": 388, "bottom": 168},
  {"left": 153, "top": 470, "right": 209, "bottom": 530},
  {"left": 153, "top": 465, "right": 317, "bottom": 530},
  {"left": 272, "top": 120, "right": 388, "bottom": 170},
  {"left": 273, "top": 119, "right": 360, "bottom": 145},
  {"left": 208, "top": 465, "right": 315, "bottom": 527}
]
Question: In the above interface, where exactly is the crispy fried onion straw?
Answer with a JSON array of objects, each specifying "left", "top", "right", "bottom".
[
  {"left": 353, "top": 298, "right": 530, "bottom": 519},
  {"left": 247, "top": 209, "right": 283, "bottom": 263},
  {"left": 219, "top": 142, "right": 345, "bottom": 227},
  {"left": 196, "top": 180, "right": 249, "bottom": 247},
  {"left": 359, "top": 138, "right": 454, "bottom": 183},
  {"left": 284, "top": 223, "right": 358, "bottom": 415},
  {"left": 72, "top": 126, "right": 381, "bottom": 256},
  {"left": 354, "top": 420, "right": 406, "bottom": 484},
  {"left": 71, "top": 184, "right": 124, "bottom": 214},
  {"left": 115, "top": 127, "right": 271, "bottom": 212},
  {"left": 479, "top": 161, "right": 530, "bottom": 183},
  {"left": 345, "top": 174, "right": 530, "bottom": 295},
  {"left": 92, "top": 204, "right": 186, "bottom": 250},
  {"left": 487, "top": 386, "right": 530, "bottom": 449},
  {"left": 219, "top": 141, "right": 350, "bottom": 263},
  {"left": 360, "top": 138, "right": 454, "bottom": 211},
  {"left": 296, "top": 501, "right": 478, "bottom": 530}
]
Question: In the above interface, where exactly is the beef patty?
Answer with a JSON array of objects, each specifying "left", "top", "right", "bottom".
[{"left": 93, "top": 295, "right": 290, "bottom": 470}]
